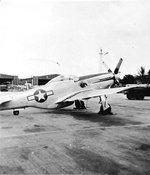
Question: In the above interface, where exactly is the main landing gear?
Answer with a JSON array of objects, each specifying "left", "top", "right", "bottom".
[
  {"left": 98, "top": 95, "right": 113, "bottom": 115},
  {"left": 74, "top": 100, "right": 86, "bottom": 109},
  {"left": 13, "top": 110, "right": 19, "bottom": 115}
]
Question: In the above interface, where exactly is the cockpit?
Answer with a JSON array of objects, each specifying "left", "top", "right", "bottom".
[
  {"left": 45, "top": 74, "right": 88, "bottom": 88},
  {"left": 49, "top": 74, "right": 79, "bottom": 83}
]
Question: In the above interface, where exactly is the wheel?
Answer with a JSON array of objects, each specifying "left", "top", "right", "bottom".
[
  {"left": 74, "top": 100, "right": 81, "bottom": 109},
  {"left": 80, "top": 101, "right": 86, "bottom": 109},
  {"left": 74, "top": 100, "right": 86, "bottom": 109},
  {"left": 13, "top": 110, "right": 19, "bottom": 115},
  {"left": 98, "top": 104, "right": 113, "bottom": 115},
  {"left": 127, "top": 93, "right": 136, "bottom": 100},
  {"left": 136, "top": 93, "right": 144, "bottom": 100}
]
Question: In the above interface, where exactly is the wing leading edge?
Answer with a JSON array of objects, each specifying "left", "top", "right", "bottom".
[{"left": 55, "top": 86, "right": 135, "bottom": 103}]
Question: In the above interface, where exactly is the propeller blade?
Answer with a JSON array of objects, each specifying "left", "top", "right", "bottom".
[
  {"left": 114, "top": 58, "right": 123, "bottom": 74},
  {"left": 101, "top": 60, "right": 112, "bottom": 73}
]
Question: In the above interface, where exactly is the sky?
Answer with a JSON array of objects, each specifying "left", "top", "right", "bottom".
[{"left": 0, "top": 0, "right": 150, "bottom": 78}]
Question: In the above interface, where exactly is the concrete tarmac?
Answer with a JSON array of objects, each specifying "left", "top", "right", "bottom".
[{"left": 0, "top": 94, "right": 150, "bottom": 174}]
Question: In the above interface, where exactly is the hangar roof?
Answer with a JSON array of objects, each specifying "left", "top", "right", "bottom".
[
  {"left": 37, "top": 74, "right": 59, "bottom": 80},
  {"left": 0, "top": 73, "right": 18, "bottom": 79}
]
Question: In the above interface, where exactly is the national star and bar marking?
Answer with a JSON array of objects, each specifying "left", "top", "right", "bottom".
[{"left": 27, "top": 89, "right": 54, "bottom": 103}]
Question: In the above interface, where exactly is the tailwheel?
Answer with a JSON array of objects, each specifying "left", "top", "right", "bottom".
[{"left": 13, "top": 110, "right": 19, "bottom": 115}]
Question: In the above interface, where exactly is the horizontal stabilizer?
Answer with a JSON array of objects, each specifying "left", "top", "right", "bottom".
[{"left": 0, "top": 94, "right": 13, "bottom": 104}]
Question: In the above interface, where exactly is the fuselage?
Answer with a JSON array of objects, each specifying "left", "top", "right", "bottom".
[{"left": 0, "top": 72, "right": 114, "bottom": 111}]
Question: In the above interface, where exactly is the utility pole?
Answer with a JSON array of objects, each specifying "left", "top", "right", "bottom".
[{"left": 99, "top": 49, "right": 109, "bottom": 73}]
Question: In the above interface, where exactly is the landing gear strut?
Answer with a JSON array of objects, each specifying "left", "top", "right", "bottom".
[
  {"left": 74, "top": 100, "right": 86, "bottom": 109},
  {"left": 98, "top": 95, "right": 113, "bottom": 115},
  {"left": 13, "top": 110, "right": 19, "bottom": 115}
]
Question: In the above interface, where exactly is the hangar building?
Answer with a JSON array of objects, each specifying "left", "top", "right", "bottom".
[
  {"left": 0, "top": 74, "right": 19, "bottom": 91},
  {"left": 19, "top": 74, "right": 59, "bottom": 86},
  {"left": 0, "top": 73, "right": 19, "bottom": 85}
]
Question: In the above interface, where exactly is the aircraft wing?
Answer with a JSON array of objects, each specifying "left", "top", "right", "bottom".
[{"left": 55, "top": 86, "right": 135, "bottom": 103}]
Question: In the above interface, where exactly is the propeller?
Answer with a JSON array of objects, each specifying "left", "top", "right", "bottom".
[
  {"left": 112, "top": 58, "right": 123, "bottom": 87},
  {"left": 100, "top": 57, "right": 123, "bottom": 87}
]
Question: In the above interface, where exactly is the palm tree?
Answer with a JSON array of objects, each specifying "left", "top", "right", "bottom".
[
  {"left": 137, "top": 66, "right": 146, "bottom": 83},
  {"left": 147, "top": 70, "right": 150, "bottom": 84},
  {"left": 138, "top": 66, "right": 145, "bottom": 76},
  {"left": 121, "top": 74, "right": 136, "bottom": 85},
  {"left": 148, "top": 69, "right": 150, "bottom": 76}
]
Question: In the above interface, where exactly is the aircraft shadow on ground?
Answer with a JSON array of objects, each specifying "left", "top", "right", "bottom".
[{"left": 45, "top": 108, "right": 142, "bottom": 127}]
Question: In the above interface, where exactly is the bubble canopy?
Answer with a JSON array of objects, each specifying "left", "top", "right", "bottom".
[{"left": 49, "top": 74, "right": 79, "bottom": 83}]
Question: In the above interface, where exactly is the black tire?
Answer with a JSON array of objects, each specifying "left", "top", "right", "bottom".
[
  {"left": 75, "top": 100, "right": 81, "bottom": 109},
  {"left": 13, "top": 110, "right": 19, "bottom": 115},
  {"left": 74, "top": 100, "right": 86, "bottom": 109},
  {"left": 98, "top": 104, "right": 112, "bottom": 115},
  {"left": 127, "top": 93, "right": 136, "bottom": 100},
  {"left": 136, "top": 93, "right": 144, "bottom": 100},
  {"left": 80, "top": 101, "right": 86, "bottom": 109}
]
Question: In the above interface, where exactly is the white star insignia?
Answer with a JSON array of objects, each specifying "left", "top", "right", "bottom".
[
  {"left": 35, "top": 91, "right": 46, "bottom": 101},
  {"left": 27, "top": 89, "right": 54, "bottom": 103}
]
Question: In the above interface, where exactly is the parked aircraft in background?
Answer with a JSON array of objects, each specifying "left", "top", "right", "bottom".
[{"left": 0, "top": 58, "right": 134, "bottom": 115}]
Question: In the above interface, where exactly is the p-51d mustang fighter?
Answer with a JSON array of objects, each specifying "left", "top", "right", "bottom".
[{"left": 0, "top": 58, "right": 133, "bottom": 115}]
